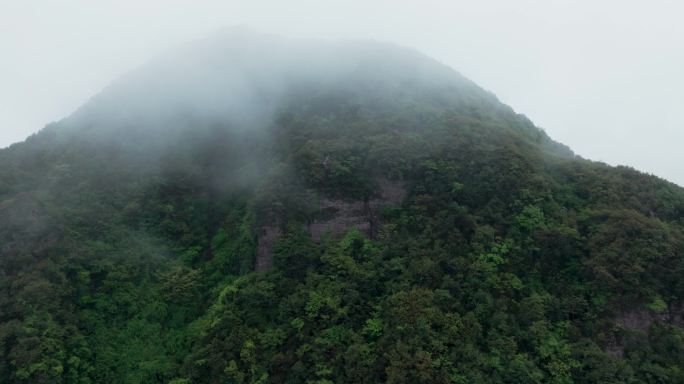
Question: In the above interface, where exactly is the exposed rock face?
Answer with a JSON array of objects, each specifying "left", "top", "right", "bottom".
[
  {"left": 615, "top": 309, "right": 668, "bottom": 334},
  {"left": 0, "top": 193, "right": 52, "bottom": 255},
  {"left": 255, "top": 225, "right": 282, "bottom": 271},
  {"left": 606, "top": 303, "right": 684, "bottom": 357},
  {"left": 307, "top": 199, "right": 370, "bottom": 242},
  {"left": 373, "top": 178, "right": 409, "bottom": 206},
  {"left": 255, "top": 178, "right": 407, "bottom": 271},
  {"left": 614, "top": 303, "right": 684, "bottom": 333},
  {"left": 307, "top": 178, "right": 407, "bottom": 242}
]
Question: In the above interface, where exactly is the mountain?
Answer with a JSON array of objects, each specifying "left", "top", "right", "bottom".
[{"left": 1, "top": 31, "right": 683, "bottom": 383}]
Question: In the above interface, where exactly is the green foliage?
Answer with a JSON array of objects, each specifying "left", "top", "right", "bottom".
[
  {"left": 647, "top": 297, "right": 668, "bottom": 313},
  {"left": 1, "top": 40, "right": 684, "bottom": 384}
]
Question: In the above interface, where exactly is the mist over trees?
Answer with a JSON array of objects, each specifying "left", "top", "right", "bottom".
[{"left": 1, "top": 31, "right": 683, "bottom": 383}]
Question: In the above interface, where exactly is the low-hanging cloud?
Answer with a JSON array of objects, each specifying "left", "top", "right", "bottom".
[{"left": 1, "top": 0, "right": 682, "bottom": 185}]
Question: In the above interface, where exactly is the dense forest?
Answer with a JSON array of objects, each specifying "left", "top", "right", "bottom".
[{"left": 1, "top": 32, "right": 683, "bottom": 383}]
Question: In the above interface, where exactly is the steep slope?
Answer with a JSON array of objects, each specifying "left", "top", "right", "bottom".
[{"left": 1, "top": 32, "right": 683, "bottom": 383}]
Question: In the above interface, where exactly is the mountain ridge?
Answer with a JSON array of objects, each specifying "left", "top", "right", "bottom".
[{"left": 1, "top": 32, "right": 683, "bottom": 383}]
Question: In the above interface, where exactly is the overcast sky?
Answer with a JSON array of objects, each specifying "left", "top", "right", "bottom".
[{"left": 1, "top": 0, "right": 682, "bottom": 185}]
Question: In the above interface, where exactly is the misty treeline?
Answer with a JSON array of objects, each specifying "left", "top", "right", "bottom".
[{"left": 1, "top": 32, "right": 684, "bottom": 383}]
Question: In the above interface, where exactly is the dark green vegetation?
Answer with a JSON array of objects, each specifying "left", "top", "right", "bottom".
[{"left": 1, "top": 33, "right": 684, "bottom": 383}]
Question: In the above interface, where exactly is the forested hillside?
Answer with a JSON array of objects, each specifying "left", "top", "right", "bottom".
[{"left": 1, "top": 32, "right": 683, "bottom": 383}]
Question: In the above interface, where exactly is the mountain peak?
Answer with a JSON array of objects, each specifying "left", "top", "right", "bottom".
[{"left": 2, "top": 32, "right": 683, "bottom": 383}]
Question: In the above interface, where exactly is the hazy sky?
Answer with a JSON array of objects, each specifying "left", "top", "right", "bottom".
[{"left": 1, "top": 0, "right": 682, "bottom": 185}]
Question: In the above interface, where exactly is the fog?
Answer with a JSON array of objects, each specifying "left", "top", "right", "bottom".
[
  {"left": 1, "top": 0, "right": 683, "bottom": 186},
  {"left": 64, "top": 31, "right": 473, "bottom": 141}
]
